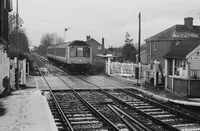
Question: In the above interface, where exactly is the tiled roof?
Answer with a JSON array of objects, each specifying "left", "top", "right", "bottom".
[
  {"left": 86, "top": 38, "right": 102, "bottom": 46},
  {"left": 68, "top": 40, "right": 90, "bottom": 46},
  {"left": 145, "top": 25, "right": 200, "bottom": 41},
  {"left": 163, "top": 40, "right": 200, "bottom": 59}
]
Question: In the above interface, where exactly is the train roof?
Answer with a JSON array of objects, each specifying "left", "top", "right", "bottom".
[
  {"left": 47, "top": 43, "right": 68, "bottom": 49},
  {"left": 68, "top": 40, "right": 90, "bottom": 46},
  {"left": 47, "top": 40, "right": 90, "bottom": 49}
]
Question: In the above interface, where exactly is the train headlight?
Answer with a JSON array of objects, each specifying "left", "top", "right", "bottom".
[{"left": 79, "top": 60, "right": 82, "bottom": 62}]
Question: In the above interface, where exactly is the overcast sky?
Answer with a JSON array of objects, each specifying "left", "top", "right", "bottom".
[{"left": 13, "top": 0, "right": 200, "bottom": 48}]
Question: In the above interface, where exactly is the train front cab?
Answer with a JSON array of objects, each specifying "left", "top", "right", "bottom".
[{"left": 67, "top": 46, "right": 92, "bottom": 73}]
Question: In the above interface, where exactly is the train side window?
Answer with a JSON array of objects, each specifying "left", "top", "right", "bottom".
[
  {"left": 77, "top": 47, "right": 83, "bottom": 57},
  {"left": 70, "top": 47, "right": 76, "bottom": 57},
  {"left": 83, "top": 47, "right": 90, "bottom": 57}
]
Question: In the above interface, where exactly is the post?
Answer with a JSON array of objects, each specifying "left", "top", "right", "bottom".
[
  {"left": 107, "top": 57, "right": 111, "bottom": 75},
  {"left": 137, "top": 12, "right": 141, "bottom": 85},
  {"left": 16, "top": 0, "right": 19, "bottom": 89}
]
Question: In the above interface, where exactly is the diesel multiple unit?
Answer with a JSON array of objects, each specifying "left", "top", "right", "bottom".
[{"left": 47, "top": 40, "right": 92, "bottom": 73}]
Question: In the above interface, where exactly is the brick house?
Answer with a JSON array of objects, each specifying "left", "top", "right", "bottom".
[
  {"left": 85, "top": 36, "right": 105, "bottom": 64},
  {"left": 145, "top": 17, "right": 200, "bottom": 69}
]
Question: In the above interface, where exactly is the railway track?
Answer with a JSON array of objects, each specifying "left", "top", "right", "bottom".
[
  {"left": 76, "top": 75, "right": 200, "bottom": 131},
  {"left": 33, "top": 54, "right": 200, "bottom": 131},
  {"left": 32, "top": 54, "right": 154, "bottom": 131}
]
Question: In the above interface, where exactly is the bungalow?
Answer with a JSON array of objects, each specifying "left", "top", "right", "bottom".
[
  {"left": 145, "top": 17, "right": 200, "bottom": 69},
  {"left": 163, "top": 40, "right": 200, "bottom": 97}
]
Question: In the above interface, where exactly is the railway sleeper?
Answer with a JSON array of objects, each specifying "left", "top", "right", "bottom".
[
  {"left": 71, "top": 120, "right": 101, "bottom": 125},
  {"left": 72, "top": 123, "right": 106, "bottom": 130},
  {"left": 66, "top": 113, "right": 93, "bottom": 117},
  {"left": 135, "top": 105, "right": 155, "bottom": 109},
  {"left": 145, "top": 111, "right": 169, "bottom": 115},
  {"left": 172, "top": 123, "right": 198, "bottom": 127},
  {"left": 178, "top": 126, "right": 200, "bottom": 131},
  {"left": 68, "top": 116, "right": 96, "bottom": 121},
  {"left": 161, "top": 118, "right": 184, "bottom": 123},
  {"left": 151, "top": 114, "right": 175, "bottom": 118},
  {"left": 140, "top": 108, "right": 162, "bottom": 112},
  {"left": 64, "top": 110, "right": 91, "bottom": 114},
  {"left": 131, "top": 103, "right": 150, "bottom": 106}
]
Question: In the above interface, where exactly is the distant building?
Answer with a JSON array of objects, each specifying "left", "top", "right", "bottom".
[
  {"left": 85, "top": 36, "right": 105, "bottom": 64},
  {"left": 136, "top": 50, "right": 148, "bottom": 65},
  {"left": 145, "top": 17, "right": 200, "bottom": 68}
]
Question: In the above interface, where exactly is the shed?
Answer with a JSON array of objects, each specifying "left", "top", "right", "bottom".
[{"left": 163, "top": 40, "right": 200, "bottom": 97}]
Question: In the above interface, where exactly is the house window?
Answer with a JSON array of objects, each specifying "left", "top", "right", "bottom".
[
  {"left": 154, "top": 42, "right": 157, "bottom": 51},
  {"left": 174, "top": 59, "right": 186, "bottom": 76},
  {"left": 98, "top": 45, "right": 102, "bottom": 50}
]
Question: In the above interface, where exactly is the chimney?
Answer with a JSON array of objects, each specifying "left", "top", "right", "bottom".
[
  {"left": 86, "top": 35, "right": 91, "bottom": 41},
  {"left": 102, "top": 37, "right": 105, "bottom": 54},
  {"left": 184, "top": 17, "right": 193, "bottom": 29}
]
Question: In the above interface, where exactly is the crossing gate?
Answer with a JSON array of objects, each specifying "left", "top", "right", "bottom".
[{"left": 106, "top": 61, "right": 150, "bottom": 78}]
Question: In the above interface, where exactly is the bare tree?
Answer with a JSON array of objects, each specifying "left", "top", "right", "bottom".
[
  {"left": 52, "top": 32, "right": 64, "bottom": 44},
  {"left": 37, "top": 32, "right": 64, "bottom": 56},
  {"left": 8, "top": 13, "right": 30, "bottom": 58}
]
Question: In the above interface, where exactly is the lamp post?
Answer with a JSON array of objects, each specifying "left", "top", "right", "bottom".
[{"left": 16, "top": 0, "right": 19, "bottom": 89}]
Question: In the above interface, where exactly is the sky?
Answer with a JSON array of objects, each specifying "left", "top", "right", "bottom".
[{"left": 13, "top": 0, "right": 200, "bottom": 48}]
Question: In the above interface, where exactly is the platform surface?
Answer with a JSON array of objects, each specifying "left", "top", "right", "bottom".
[{"left": 0, "top": 76, "right": 58, "bottom": 131}]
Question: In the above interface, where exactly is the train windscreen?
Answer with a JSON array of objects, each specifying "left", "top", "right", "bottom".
[{"left": 70, "top": 47, "right": 90, "bottom": 57}]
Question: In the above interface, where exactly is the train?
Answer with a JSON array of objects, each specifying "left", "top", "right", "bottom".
[{"left": 47, "top": 40, "right": 92, "bottom": 73}]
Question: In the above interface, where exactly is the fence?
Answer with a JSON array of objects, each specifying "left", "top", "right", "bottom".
[
  {"left": 106, "top": 62, "right": 150, "bottom": 78},
  {"left": 190, "top": 69, "right": 200, "bottom": 79}
]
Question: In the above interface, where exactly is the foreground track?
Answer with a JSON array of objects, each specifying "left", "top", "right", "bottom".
[
  {"left": 77, "top": 75, "right": 200, "bottom": 131},
  {"left": 33, "top": 54, "right": 200, "bottom": 131},
  {"left": 32, "top": 54, "right": 154, "bottom": 131}
]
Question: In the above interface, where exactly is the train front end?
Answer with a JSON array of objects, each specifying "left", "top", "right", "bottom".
[{"left": 67, "top": 41, "right": 92, "bottom": 73}]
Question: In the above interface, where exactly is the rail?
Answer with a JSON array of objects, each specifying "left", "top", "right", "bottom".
[
  {"left": 32, "top": 53, "right": 121, "bottom": 131},
  {"left": 31, "top": 54, "right": 73, "bottom": 131}
]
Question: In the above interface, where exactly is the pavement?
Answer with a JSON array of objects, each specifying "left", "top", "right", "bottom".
[
  {"left": 112, "top": 75, "right": 200, "bottom": 107},
  {"left": 0, "top": 76, "right": 58, "bottom": 131}
]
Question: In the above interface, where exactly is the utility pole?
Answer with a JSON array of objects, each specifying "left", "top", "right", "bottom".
[
  {"left": 137, "top": 12, "right": 141, "bottom": 85},
  {"left": 16, "top": 0, "right": 19, "bottom": 89}
]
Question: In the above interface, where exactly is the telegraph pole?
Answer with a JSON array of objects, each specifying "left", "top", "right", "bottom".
[
  {"left": 137, "top": 12, "right": 141, "bottom": 85},
  {"left": 16, "top": 0, "right": 19, "bottom": 89}
]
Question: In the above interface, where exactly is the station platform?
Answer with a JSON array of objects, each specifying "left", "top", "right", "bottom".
[
  {"left": 113, "top": 75, "right": 200, "bottom": 107},
  {"left": 0, "top": 76, "right": 58, "bottom": 131}
]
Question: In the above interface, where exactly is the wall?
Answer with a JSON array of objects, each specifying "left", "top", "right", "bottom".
[
  {"left": 146, "top": 40, "right": 176, "bottom": 69},
  {"left": 187, "top": 48, "right": 200, "bottom": 69},
  {"left": 173, "top": 78, "right": 188, "bottom": 97},
  {"left": 86, "top": 39, "right": 102, "bottom": 64}
]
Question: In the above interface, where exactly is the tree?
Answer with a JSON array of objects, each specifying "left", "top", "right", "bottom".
[
  {"left": 8, "top": 13, "right": 30, "bottom": 58},
  {"left": 37, "top": 33, "right": 64, "bottom": 56},
  {"left": 52, "top": 32, "right": 64, "bottom": 44},
  {"left": 125, "top": 32, "right": 133, "bottom": 45},
  {"left": 122, "top": 32, "right": 137, "bottom": 62},
  {"left": 10, "top": 29, "right": 29, "bottom": 55}
]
